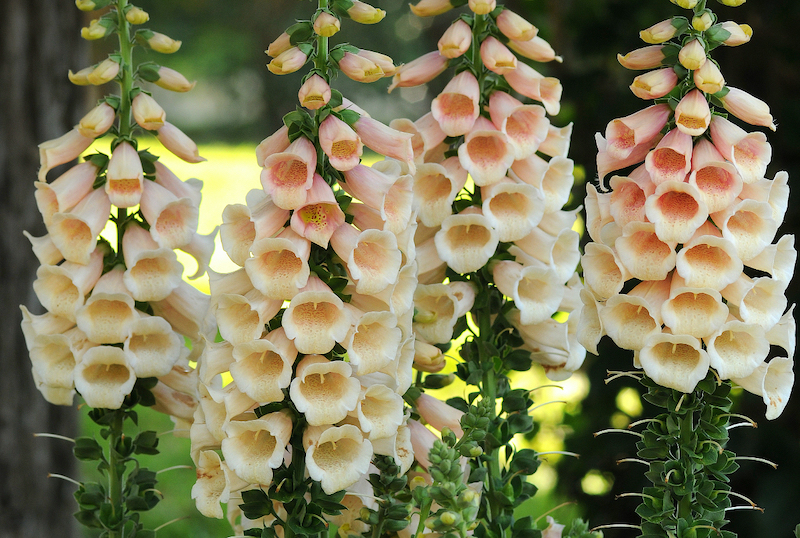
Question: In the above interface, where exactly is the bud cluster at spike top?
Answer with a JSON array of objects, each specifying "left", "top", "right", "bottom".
[
  {"left": 582, "top": 1, "right": 795, "bottom": 418},
  {"left": 22, "top": 0, "right": 211, "bottom": 418},
  {"left": 396, "top": 0, "right": 585, "bottom": 381},
  {"left": 189, "top": 2, "right": 419, "bottom": 531}
]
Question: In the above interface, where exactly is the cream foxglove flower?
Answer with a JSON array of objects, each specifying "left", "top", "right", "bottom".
[
  {"left": 411, "top": 159, "right": 467, "bottom": 228},
  {"left": 48, "top": 188, "right": 111, "bottom": 265},
  {"left": 33, "top": 248, "right": 104, "bottom": 321},
  {"left": 431, "top": 70, "right": 480, "bottom": 137},
  {"left": 74, "top": 345, "right": 137, "bottom": 409},
  {"left": 221, "top": 412, "right": 293, "bottom": 485},
  {"left": 260, "top": 135, "right": 316, "bottom": 210},
  {"left": 687, "top": 138, "right": 743, "bottom": 214},
  {"left": 457, "top": 117, "right": 515, "bottom": 187},
  {"left": 644, "top": 128, "right": 693, "bottom": 186},
  {"left": 230, "top": 328, "right": 296, "bottom": 404},
  {"left": 245, "top": 228, "right": 311, "bottom": 300},
  {"left": 488, "top": 91, "right": 549, "bottom": 160},
  {"left": 319, "top": 114, "right": 363, "bottom": 171},
  {"left": 215, "top": 290, "right": 282, "bottom": 346},
  {"left": 290, "top": 355, "right": 361, "bottom": 426},
  {"left": 711, "top": 198, "right": 777, "bottom": 262},
  {"left": 644, "top": 180, "right": 709, "bottom": 244},
  {"left": 581, "top": 243, "right": 628, "bottom": 300},
  {"left": 434, "top": 208, "right": 499, "bottom": 274},
  {"left": 721, "top": 274, "right": 788, "bottom": 330},
  {"left": 706, "top": 319, "right": 769, "bottom": 380},
  {"left": 122, "top": 223, "right": 183, "bottom": 301},
  {"left": 75, "top": 266, "right": 138, "bottom": 344},
  {"left": 290, "top": 174, "right": 346, "bottom": 248},
  {"left": 106, "top": 141, "right": 145, "bottom": 207},
  {"left": 306, "top": 424, "right": 373, "bottom": 494},
  {"left": 355, "top": 384, "right": 405, "bottom": 440},
  {"left": 282, "top": 276, "right": 351, "bottom": 354},
  {"left": 492, "top": 260, "right": 565, "bottom": 326},
  {"left": 37, "top": 128, "right": 94, "bottom": 181},
  {"left": 614, "top": 222, "right": 677, "bottom": 281},
  {"left": 661, "top": 275, "right": 729, "bottom": 339},
  {"left": 733, "top": 357, "right": 794, "bottom": 420},
  {"left": 139, "top": 179, "right": 199, "bottom": 249},
  {"left": 125, "top": 314, "right": 184, "bottom": 378},
  {"left": 639, "top": 333, "right": 710, "bottom": 393},
  {"left": 482, "top": 178, "right": 546, "bottom": 243},
  {"left": 345, "top": 309, "right": 403, "bottom": 375},
  {"left": 331, "top": 224, "right": 402, "bottom": 295},
  {"left": 34, "top": 162, "right": 98, "bottom": 227}
]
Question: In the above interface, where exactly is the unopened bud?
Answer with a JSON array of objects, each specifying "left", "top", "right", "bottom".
[
  {"left": 81, "top": 18, "right": 114, "bottom": 40},
  {"left": 132, "top": 93, "right": 166, "bottom": 130},
  {"left": 313, "top": 12, "right": 340, "bottom": 37},
  {"left": 692, "top": 11, "right": 714, "bottom": 31},
  {"left": 670, "top": 0, "right": 699, "bottom": 8},
  {"left": 139, "top": 30, "right": 182, "bottom": 54},
  {"left": 693, "top": 60, "right": 725, "bottom": 94},
  {"left": 87, "top": 58, "right": 120, "bottom": 85},
  {"left": 347, "top": 1, "right": 386, "bottom": 24},
  {"left": 716, "top": 0, "right": 746, "bottom": 6},
  {"left": 78, "top": 103, "right": 116, "bottom": 138},
  {"left": 68, "top": 66, "right": 93, "bottom": 86},
  {"left": 141, "top": 65, "right": 196, "bottom": 92},
  {"left": 75, "top": 0, "right": 112, "bottom": 11},
  {"left": 125, "top": 6, "right": 150, "bottom": 25},
  {"left": 298, "top": 74, "right": 331, "bottom": 110},
  {"left": 468, "top": 0, "right": 495, "bottom": 15},
  {"left": 640, "top": 18, "right": 682, "bottom": 44},
  {"left": 678, "top": 38, "right": 706, "bottom": 71}
]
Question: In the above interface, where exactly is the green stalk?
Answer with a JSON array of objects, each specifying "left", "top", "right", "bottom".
[
  {"left": 108, "top": 409, "right": 125, "bottom": 538},
  {"left": 115, "top": 0, "right": 134, "bottom": 259}
]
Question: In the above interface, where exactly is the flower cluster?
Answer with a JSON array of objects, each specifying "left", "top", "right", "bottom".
[
  {"left": 397, "top": 0, "right": 585, "bottom": 382},
  {"left": 22, "top": 0, "right": 210, "bottom": 418},
  {"left": 581, "top": 1, "right": 795, "bottom": 418},
  {"left": 188, "top": 2, "right": 419, "bottom": 533}
]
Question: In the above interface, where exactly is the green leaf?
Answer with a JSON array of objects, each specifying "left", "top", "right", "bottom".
[
  {"left": 74, "top": 437, "right": 104, "bottom": 461},
  {"left": 503, "top": 349, "right": 533, "bottom": 371},
  {"left": 337, "top": 109, "right": 361, "bottom": 127}
]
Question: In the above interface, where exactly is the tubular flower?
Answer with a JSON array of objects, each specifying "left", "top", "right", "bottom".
[
  {"left": 106, "top": 141, "right": 145, "bottom": 207},
  {"left": 438, "top": 20, "right": 472, "bottom": 59},
  {"left": 431, "top": 70, "right": 481, "bottom": 137}
]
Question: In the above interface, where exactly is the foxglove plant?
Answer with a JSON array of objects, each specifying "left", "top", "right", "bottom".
[
  {"left": 394, "top": 0, "right": 587, "bottom": 536},
  {"left": 189, "top": 1, "right": 419, "bottom": 536},
  {"left": 581, "top": 0, "right": 794, "bottom": 535},
  {"left": 22, "top": 0, "right": 210, "bottom": 536}
]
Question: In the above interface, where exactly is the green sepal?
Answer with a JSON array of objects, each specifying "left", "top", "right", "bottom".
[
  {"left": 331, "top": 0, "right": 355, "bottom": 16},
  {"left": 137, "top": 62, "right": 161, "bottom": 83},
  {"left": 133, "top": 29, "right": 155, "bottom": 49},
  {"left": 329, "top": 43, "right": 359, "bottom": 64},
  {"left": 132, "top": 430, "right": 159, "bottom": 455},
  {"left": 704, "top": 24, "right": 732, "bottom": 45},
  {"left": 138, "top": 149, "right": 159, "bottom": 176},
  {"left": 287, "top": 21, "right": 314, "bottom": 46},
  {"left": 503, "top": 349, "right": 533, "bottom": 371},
  {"left": 239, "top": 488, "right": 274, "bottom": 520},
  {"left": 336, "top": 108, "right": 361, "bottom": 127},
  {"left": 74, "top": 437, "right": 105, "bottom": 461},
  {"left": 328, "top": 89, "right": 344, "bottom": 109}
]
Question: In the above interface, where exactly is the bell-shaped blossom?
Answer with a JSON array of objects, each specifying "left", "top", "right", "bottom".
[
  {"left": 583, "top": 184, "right": 614, "bottom": 245},
  {"left": 745, "top": 234, "right": 796, "bottom": 285},
  {"left": 407, "top": 419, "right": 438, "bottom": 470},
  {"left": 37, "top": 128, "right": 95, "bottom": 181},
  {"left": 676, "top": 231, "right": 741, "bottom": 292},
  {"left": 221, "top": 412, "right": 293, "bottom": 485},
  {"left": 469, "top": 0, "right": 495, "bottom": 14},
  {"left": 290, "top": 174, "right": 346, "bottom": 247},
  {"left": 353, "top": 117, "right": 415, "bottom": 171},
  {"left": 261, "top": 135, "right": 316, "bottom": 210},
  {"left": 644, "top": 128, "right": 693, "bottom": 186},
  {"left": 122, "top": 223, "right": 182, "bottom": 301},
  {"left": 640, "top": 18, "right": 681, "bottom": 44},
  {"left": 496, "top": 8, "right": 538, "bottom": 41},
  {"left": 342, "top": 163, "right": 395, "bottom": 214},
  {"left": 355, "top": 384, "right": 405, "bottom": 440},
  {"left": 489, "top": 91, "right": 549, "bottom": 160},
  {"left": 125, "top": 314, "right": 184, "bottom": 377},
  {"left": 712, "top": 199, "right": 777, "bottom": 261},
  {"left": 19, "top": 307, "right": 76, "bottom": 351},
  {"left": 48, "top": 188, "right": 111, "bottom": 265},
  {"left": 577, "top": 289, "right": 604, "bottom": 355},
  {"left": 599, "top": 288, "right": 664, "bottom": 352},
  {"left": 720, "top": 87, "right": 776, "bottom": 131},
  {"left": 216, "top": 289, "right": 281, "bottom": 346},
  {"left": 178, "top": 228, "right": 217, "bottom": 281},
  {"left": 33, "top": 248, "right": 104, "bottom": 321},
  {"left": 27, "top": 325, "right": 82, "bottom": 390},
  {"left": 220, "top": 203, "right": 256, "bottom": 267},
  {"left": 391, "top": 113, "right": 448, "bottom": 164},
  {"left": 709, "top": 115, "right": 771, "bottom": 184},
  {"left": 191, "top": 450, "right": 244, "bottom": 519},
  {"left": 693, "top": 60, "right": 725, "bottom": 95},
  {"left": 282, "top": 276, "right": 351, "bottom": 354},
  {"left": 34, "top": 161, "right": 98, "bottom": 227},
  {"left": 582, "top": 243, "right": 628, "bottom": 300},
  {"left": 458, "top": 117, "right": 515, "bottom": 187},
  {"left": 493, "top": 261, "right": 565, "bottom": 326},
  {"left": 332, "top": 224, "right": 402, "bottom": 295},
  {"left": 480, "top": 36, "right": 517, "bottom": 75},
  {"left": 722, "top": 274, "right": 788, "bottom": 330},
  {"left": 157, "top": 122, "right": 205, "bottom": 163},
  {"left": 413, "top": 340, "right": 446, "bottom": 373},
  {"left": 630, "top": 68, "right": 678, "bottom": 100},
  {"left": 608, "top": 170, "right": 654, "bottom": 226},
  {"left": 298, "top": 74, "right": 331, "bottom": 110},
  {"left": 638, "top": 333, "right": 710, "bottom": 393},
  {"left": 513, "top": 313, "right": 586, "bottom": 381},
  {"left": 347, "top": 1, "right": 386, "bottom": 24},
  {"left": 766, "top": 306, "right": 796, "bottom": 359},
  {"left": 132, "top": 92, "right": 166, "bottom": 131},
  {"left": 482, "top": 179, "right": 546, "bottom": 243},
  {"left": 687, "top": 138, "right": 743, "bottom": 213},
  {"left": 230, "top": 328, "right": 296, "bottom": 404},
  {"left": 539, "top": 123, "right": 574, "bottom": 159},
  {"left": 431, "top": 70, "right": 480, "bottom": 137},
  {"left": 74, "top": 345, "right": 137, "bottom": 408},
  {"left": 677, "top": 39, "right": 707, "bottom": 71},
  {"left": 733, "top": 357, "right": 794, "bottom": 420},
  {"left": 245, "top": 228, "right": 310, "bottom": 300},
  {"left": 306, "top": 424, "right": 373, "bottom": 494},
  {"left": 319, "top": 114, "right": 363, "bottom": 171},
  {"left": 338, "top": 51, "right": 384, "bottom": 83},
  {"left": 289, "top": 355, "right": 361, "bottom": 426},
  {"left": 388, "top": 51, "right": 449, "bottom": 92},
  {"left": 267, "top": 46, "right": 308, "bottom": 75},
  {"left": 644, "top": 180, "right": 708, "bottom": 244},
  {"left": 617, "top": 45, "right": 666, "bottom": 70},
  {"left": 434, "top": 208, "right": 499, "bottom": 274},
  {"left": 75, "top": 266, "right": 137, "bottom": 344},
  {"left": 504, "top": 62, "right": 562, "bottom": 116},
  {"left": 139, "top": 179, "right": 199, "bottom": 249},
  {"left": 255, "top": 126, "right": 291, "bottom": 167},
  {"left": 674, "top": 89, "right": 711, "bottom": 137},
  {"left": 152, "top": 280, "right": 212, "bottom": 342},
  {"left": 413, "top": 283, "right": 465, "bottom": 344},
  {"left": 741, "top": 171, "right": 789, "bottom": 225},
  {"left": 438, "top": 19, "right": 472, "bottom": 59},
  {"left": 662, "top": 275, "right": 729, "bottom": 339},
  {"left": 614, "top": 222, "right": 676, "bottom": 281},
  {"left": 415, "top": 392, "right": 464, "bottom": 437},
  {"left": 77, "top": 103, "right": 115, "bottom": 139},
  {"left": 24, "top": 232, "right": 63, "bottom": 266},
  {"left": 511, "top": 226, "right": 580, "bottom": 283},
  {"left": 707, "top": 319, "right": 769, "bottom": 380},
  {"left": 345, "top": 310, "right": 402, "bottom": 375},
  {"left": 411, "top": 159, "right": 467, "bottom": 227}
]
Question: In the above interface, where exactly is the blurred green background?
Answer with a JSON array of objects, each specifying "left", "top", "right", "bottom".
[{"left": 73, "top": 0, "right": 800, "bottom": 536}]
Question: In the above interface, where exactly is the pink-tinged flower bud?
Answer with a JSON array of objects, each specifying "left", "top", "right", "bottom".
[
  {"left": 153, "top": 66, "right": 196, "bottom": 92},
  {"left": 34, "top": 163, "right": 98, "bottom": 227},
  {"left": 721, "top": 87, "right": 776, "bottom": 131},
  {"left": 298, "top": 74, "right": 331, "bottom": 110},
  {"left": 145, "top": 31, "right": 182, "bottom": 54},
  {"left": 68, "top": 66, "right": 93, "bottom": 85},
  {"left": 256, "top": 125, "right": 291, "bottom": 166},
  {"left": 468, "top": 0, "right": 495, "bottom": 15},
  {"left": 77, "top": 102, "right": 115, "bottom": 138},
  {"left": 496, "top": 8, "right": 538, "bottom": 42},
  {"left": 354, "top": 116, "right": 415, "bottom": 169},
  {"left": 358, "top": 49, "right": 396, "bottom": 77},
  {"left": 693, "top": 60, "right": 725, "bottom": 94},
  {"left": 640, "top": 18, "right": 681, "bottom": 43},
  {"left": 125, "top": 6, "right": 149, "bottom": 24},
  {"left": 508, "top": 36, "right": 561, "bottom": 63},
  {"left": 76, "top": 0, "right": 112, "bottom": 11},
  {"left": 715, "top": 21, "right": 753, "bottom": 46},
  {"left": 692, "top": 11, "right": 714, "bottom": 32},
  {"left": 347, "top": 0, "right": 386, "bottom": 23},
  {"left": 438, "top": 20, "right": 472, "bottom": 59},
  {"left": 132, "top": 92, "right": 166, "bottom": 130},
  {"left": 432, "top": 70, "right": 481, "bottom": 137},
  {"left": 602, "top": 104, "right": 671, "bottom": 161},
  {"left": 37, "top": 128, "right": 94, "bottom": 181},
  {"left": 319, "top": 115, "right": 363, "bottom": 171},
  {"left": 678, "top": 38, "right": 706, "bottom": 71},
  {"left": 630, "top": 67, "right": 678, "bottom": 100},
  {"left": 617, "top": 45, "right": 665, "bottom": 70},
  {"left": 81, "top": 18, "right": 113, "bottom": 40},
  {"left": 674, "top": 89, "right": 711, "bottom": 136},
  {"left": 267, "top": 32, "right": 292, "bottom": 58},
  {"left": 504, "top": 62, "right": 562, "bottom": 116},
  {"left": 157, "top": 122, "right": 205, "bottom": 163},
  {"left": 87, "top": 58, "right": 120, "bottom": 85},
  {"left": 388, "top": 51, "right": 448, "bottom": 92},
  {"left": 410, "top": 0, "right": 456, "bottom": 17},
  {"left": 415, "top": 393, "right": 464, "bottom": 437},
  {"left": 106, "top": 142, "right": 144, "bottom": 207},
  {"left": 313, "top": 12, "right": 340, "bottom": 37},
  {"left": 268, "top": 46, "right": 309, "bottom": 75},
  {"left": 338, "top": 51, "right": 384, "bottom": 82},
  {"left": 480, "top": 36, "right": 517, "bottom": 75}
]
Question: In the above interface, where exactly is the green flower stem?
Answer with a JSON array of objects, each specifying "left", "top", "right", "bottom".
[
  {"left": 315, "top": 0, "right": 329, "bottom": 77},
  {"left": 108, "top": 409, "right": 125, "bottom": 538},
  {"left": 115, "top": 0, "right": 134, "bottom": 260}
]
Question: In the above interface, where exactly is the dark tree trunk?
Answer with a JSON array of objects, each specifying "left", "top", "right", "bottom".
[{"left": 0, "top": 1, "right": 86, "bottom": 536}]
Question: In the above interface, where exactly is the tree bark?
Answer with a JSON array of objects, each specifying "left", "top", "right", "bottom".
[{"left": 0, "top": 1, "right": 86, "bottom": 536}]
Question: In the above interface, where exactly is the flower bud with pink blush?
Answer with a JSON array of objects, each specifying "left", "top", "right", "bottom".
[
  {"left": 413, "top": 339, "right": 446, "bottom": 372},
  {"left": 74, "top": 345, "right": 137, "bottom": 408},
  {"left": 674, "top": 89, "right": 711, "bottom": 136},
  {"left": 139, "top": 180, "right": 199, "bottom": 249},
  {"left": 87, "top": 58, "right": 120, "bottom": 85},
  {"left": 431, "top": 70, "right": 481, "bottom": 137},
  {"left": 644, "top": 128, "right": 693, "bottom": 185},
  {"left": 37, "top": 128, "right": 94, "bottom": 181},
  {"left": 268, "top": 46, "right": 309, "bottom": 75},
  {"left": 709, "top": 115, "right": 771, "bottom": 184},
  {"left": 617, "top": 45, "right": 665, "bottom": 70},
  {"left": 640, "top": 18, "right": 681, "bottom": 43},
  {"left": 338, "top": 51, "right": 384, "bottom": 82},
  {"left": 347, "top": 1, "right": 386, "bottom": 23},
  {"left": 678, "top": 38, "right": 706, "bottom": 71},
  {"left": 261, "top": 135, "right": 316, "bottom": 210},
  {"left": 34, "top": 162, "right": 99, "bottom": 227},
  {"left": 467, "top": 0, "right": 495, "bottom": 13},
  {"left": 480, "top": 36, "right": 517, "bottom": 75},
  {"left": 313, "top": 11, "right": 340, "bottom": 37},
  {"left": 602, "top": 104, "right": 671, "bottom": 162},
  {"left": 157, "top": 122, "right": 205, "bottom": 163},
  {"left": 48, "top": 189, "right": 111, "bottom": 265},
  {"left": 68, "top": 66, "right": 93, "bottom": 86},
  {"left": 438, "top": 19, "right": 471, "bottom": 59},
  {"left": 435, "top": 207, "right": 499, "bottom": 274},
  {"left": 152, "top": 66, "right": 195, "bottom": 92},
  {"left": 496, "top": 8, "right": 538, "bottom": 41},
  {"left": 508, "top": 36, "right": 561, "bottom": 63},
  {"left": 458, "top": 117, "right": 515, "bottom": 187},
  {"left": 630, "top": 67, "right": 678, "bottom": 100},
  {"left": 693, "top": 60, "right": 725, "bottom": 94},
  {"left": 721, "top": 87, "right": 776, "bottom": 131},
  {"left": 489, "top": 91, "right": 549, "bottom": 160},
  {"left": 415, "top": 392, "right": 464, "bottom": 437},
  {"left": 716, "top": 21, "right": 753, "bottom": 46},
  {"left": 221, "top": 412, "right": 292, "bottom": 485},
  {"left": 358, "top": 49, "right": 396, "bottom": 77},
  {"left": 298, "top": 74, "right": 330, "bottom": 110},
  {"left": 388, "top": 51, "right": 448, "bottom": 92},
  {"left": 504, "top": 62, "right": 562, "bottom": 116},
  {"left": 266, "top": 32, "right": 291, "bottom": 57},
  {"left": 354, "top": 116, "right": 415, "bottom": 171},
  {"left": 319, "top": 114, "right": 363, "bottom": 171},
  {"left": 77, "top": 102, "right": 115, "bottom": 138},
  {"left": 132, "top": 93, "right": 166, "bottom": 131},
  {"left": 638, "top": 333, "right": 710, "bottom": 393},
  {"left": 106, "top": 141, "right": 144, "bottom": 207}
]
